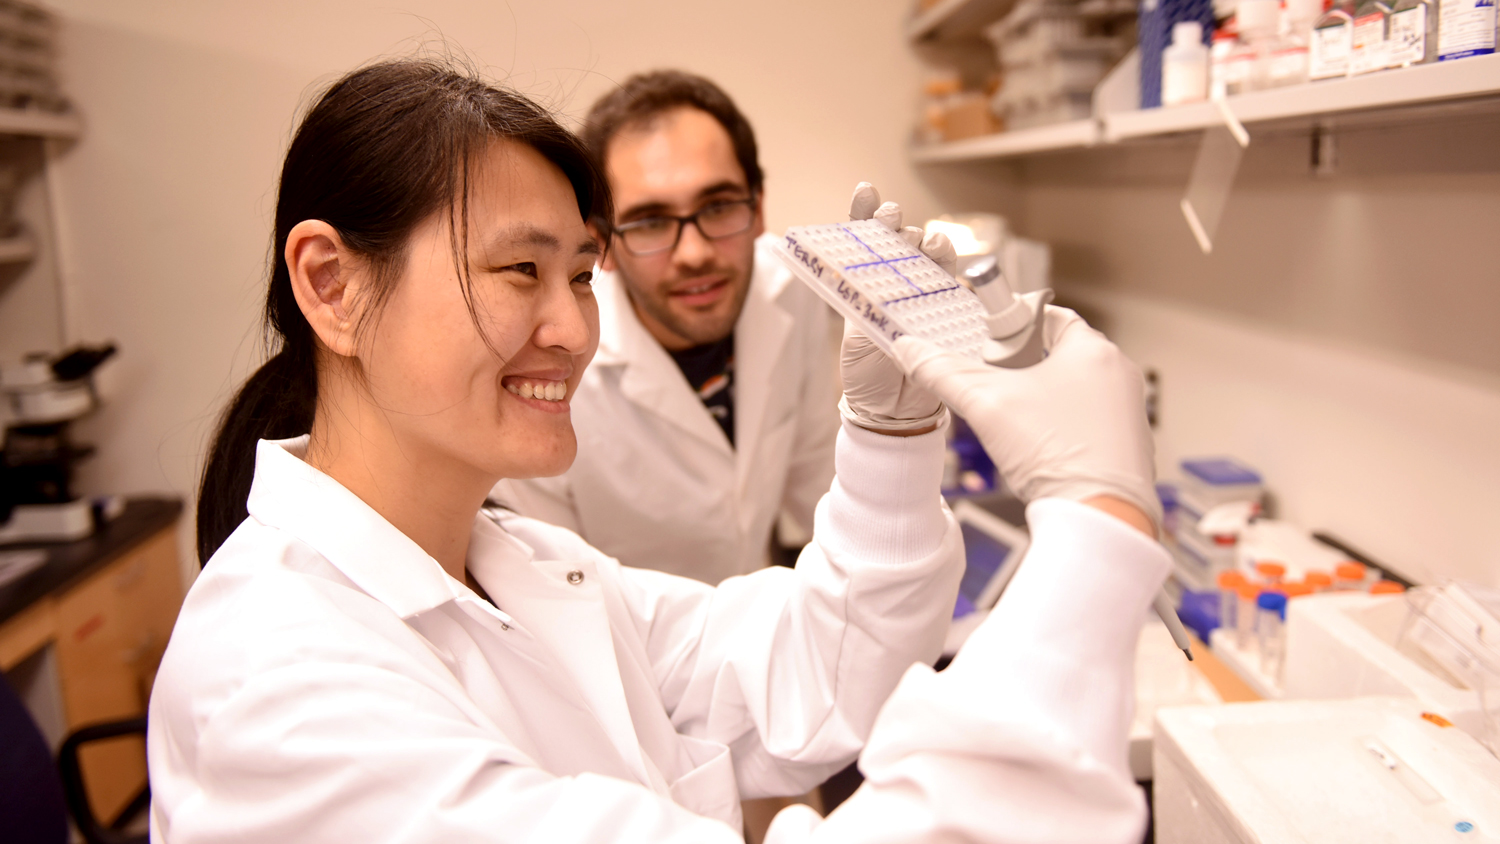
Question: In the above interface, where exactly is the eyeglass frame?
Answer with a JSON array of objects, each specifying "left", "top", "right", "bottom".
[{"left": 610, "top": 193, "right": 760, "bottom": 257}]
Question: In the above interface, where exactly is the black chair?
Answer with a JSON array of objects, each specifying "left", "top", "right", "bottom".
[{"left": 1, "top": 673, "right": 149, "bottom": 844}]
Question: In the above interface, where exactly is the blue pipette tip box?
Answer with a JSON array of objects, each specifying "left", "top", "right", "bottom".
[{"left": 1181, "top": 458, "right": 1263, "bottom": 486}]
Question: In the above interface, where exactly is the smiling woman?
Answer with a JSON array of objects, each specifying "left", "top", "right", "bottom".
[
  {"left": 150, "top": 54, "right": 1169, "bottom": 844},
  {"left": 193, "top": 59, "right": 610, "bottom": 571}
]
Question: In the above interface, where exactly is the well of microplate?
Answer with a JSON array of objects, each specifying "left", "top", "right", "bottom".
[{"left": 774, "top": 219, "right": 989, "bottom": 360}]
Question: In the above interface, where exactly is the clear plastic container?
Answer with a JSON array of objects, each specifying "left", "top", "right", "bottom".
[
  {"left": 1335, "top": 560, "right": 1369, "bottom": 590},
  {"left": 1258, "top": 590, "right": 1290, "bottom": 679},
  {"left": 1236, "top": 0, "right": 1284, "bottom": 89},
  {"left": 1396, "top": 583, "right": 1500, "bottom": 755},
  {"left": 1218, "top": 569, "right": 1248, "bottom": 633},
  {"left": 1255, "top": 560, "right": 1287, "bottom": 584},
  {"left": 1236, "top": 582, "right": 1262, "bottom": 649}
]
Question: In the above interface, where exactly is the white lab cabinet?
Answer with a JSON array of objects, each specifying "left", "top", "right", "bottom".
[{"left": 1153, "top": 697, "right": 1500, "bottom": 843}]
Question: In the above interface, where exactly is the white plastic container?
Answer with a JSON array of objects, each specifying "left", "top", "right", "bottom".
[
  {"left": 1162, "top": 21, "right": 1210, "bottom": 105},
  {"left": 1284, "top": 591, "right": 1495, "bottom": 752},
  {"left": 1154, "top": 697, "right": 1500, "bottom": 844},
  {"left": 1236, "top": 0, "right": 1284, "bottom": 89},
  {"left": 1350, "top": 0, "right": 1394, "bottom": 74},
  {"left": 1438, "top": 0, "right": 1498, "bottom": 60},
  {"left": 1310, "top": 3, "right": 1357, "bottom": 78},
  {"left": 1387, "top": 0, "right": 1438, "bottom": 65}
]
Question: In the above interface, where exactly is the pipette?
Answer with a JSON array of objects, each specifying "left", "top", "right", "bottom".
[{"left": 774, "top": 216, "right": 1192, "bottom": 660}]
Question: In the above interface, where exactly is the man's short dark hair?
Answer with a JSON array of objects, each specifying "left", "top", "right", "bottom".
[{"left": 584, "top": 70, "right": 763, "bottom": 208}]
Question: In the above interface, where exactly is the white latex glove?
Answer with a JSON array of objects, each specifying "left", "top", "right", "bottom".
[
  {"left": 849, "top": 182, "right": 958, "bottom": 276},
  {"left": 840, "top": 182, "right": 949, "bottom": 432},
  {"left": 892, "top": 305, "right": 1163, "bottom": 530}
]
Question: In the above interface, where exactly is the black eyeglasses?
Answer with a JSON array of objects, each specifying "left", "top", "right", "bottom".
[{"left": 613, "top": 196, "right": 757, "bottom": 256}]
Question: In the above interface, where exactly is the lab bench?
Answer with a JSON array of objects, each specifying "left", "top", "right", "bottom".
[{"left": 0, "top": 496, "right": 184, "bottom": 824}]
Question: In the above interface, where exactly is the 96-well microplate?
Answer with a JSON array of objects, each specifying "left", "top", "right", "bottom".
[{"left": 773, "top": 219, "right": 988, "bottom": 360}]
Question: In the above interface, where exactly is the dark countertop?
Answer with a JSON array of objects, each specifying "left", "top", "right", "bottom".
[{"left": 0, "top": 497, "right": 183, "bottom": 626}]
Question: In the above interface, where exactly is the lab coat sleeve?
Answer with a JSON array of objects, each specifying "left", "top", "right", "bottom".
[
  {"left": 151, "top": 613, "right": 743, "bottom": 844},
  {"left": 621, "top": 418, "right": 964, "bottom": 799},
  {"left": 763, "top": 498, "right": 1173, "bottom": 844},
  {"left": 777, "top": 298, "right": 839, "bottom": 536},
  {"left": 489, "top": 474, "right": 582, "bottom": 535}
]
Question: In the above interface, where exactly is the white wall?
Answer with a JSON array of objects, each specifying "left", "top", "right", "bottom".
[
  {"left": 1065, "top": 285, "right": 1500, "bottom": 589},
  {"left": 37, "top": 0, "right": 949, "bottom": 579},
  {"left": 945, "top": 112, "right": 1500, "bottom": 588}
]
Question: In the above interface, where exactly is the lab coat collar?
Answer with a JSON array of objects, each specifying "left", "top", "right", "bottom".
[
  {"left": 245, "top": 436, "right": 527, "bottom": 620},
  {"left": 591, "top": 267, "right": 734, "bottom": 454},
  {"left": 590, "top": 235, "right": 796, "bottom": 457}
]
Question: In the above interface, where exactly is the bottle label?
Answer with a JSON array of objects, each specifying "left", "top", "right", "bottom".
[
  {"left": 1439, "top": 0, "right": 1498, "bottom": 58},
  {"left": 1387, "top": 5, "right": 1428, "bottom": 65},
  {"left": 1351, "top": 12, "right": 1391, "bottom": 73},
  {"left": 1311, "top": 22, "right": 1354, "bottom": 78},
  {"left": 1163, "top": 62, "right": 1209, "bottom": 105},
  {"left": 1269, "top": 46, "right": 1311, "bottom": 84}
]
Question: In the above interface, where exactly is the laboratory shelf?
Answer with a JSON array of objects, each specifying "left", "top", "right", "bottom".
[
  {"left": 0, "top": 107, "right": 80, "bottom": 139},
  {"left": 1103, "top": 53, "right": 1500, "bottom": 141},
  {"left": 0, "top": 234, "right": 34, "bottom": 264},
  {"left": 911, "top": 54, "right": 1500, "bottom": 163},
  {"left": 911, "top": 117, "right": 1099, "bottom": 162},
  {"left": 908, "top": 0, "right": 1016, "bottom": 42}
]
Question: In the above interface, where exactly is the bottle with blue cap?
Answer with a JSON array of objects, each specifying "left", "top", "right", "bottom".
[{"left": 1257, "top": 590, "right": 1289, "bottom": 682}]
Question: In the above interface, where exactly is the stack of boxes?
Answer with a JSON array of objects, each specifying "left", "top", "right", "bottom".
[
  {"left": 0, "top": 1, "right": 63, "bottom": 112},
  {"left": 1166, "top": 457, "right": 1264, "bottom": 592},
  {"left": 984, "top": 0, "right": 1136, "bottom": 129}
]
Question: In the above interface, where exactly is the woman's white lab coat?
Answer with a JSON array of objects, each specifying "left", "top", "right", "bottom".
[{"left": 148, "top": 420, "right": 1171, "bottom": 844}]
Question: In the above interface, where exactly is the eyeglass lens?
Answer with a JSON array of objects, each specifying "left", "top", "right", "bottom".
[{"left": 620, "top": 200, "right": 754, "bottom": 255}]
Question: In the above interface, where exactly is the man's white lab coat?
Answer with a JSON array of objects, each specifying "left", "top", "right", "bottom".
[
  {"left": 149, "top": 424, "right": 1170, "bottom": 844},
  {"left": 491, "top": 234, "right": 839, "bottom": 584}
]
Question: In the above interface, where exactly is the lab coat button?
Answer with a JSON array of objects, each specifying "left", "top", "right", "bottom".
[{"left": 566, "top": 570, "right": 584, "bottom": 585}]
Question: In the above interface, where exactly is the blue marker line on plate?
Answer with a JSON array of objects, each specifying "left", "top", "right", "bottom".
[{"left": 839, "top": 226, "right": 923, "bottom": 294}]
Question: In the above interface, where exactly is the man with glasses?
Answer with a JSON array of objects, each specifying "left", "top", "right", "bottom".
[{"left": 491, "top": 70, "right": 839, "bottom": 587}]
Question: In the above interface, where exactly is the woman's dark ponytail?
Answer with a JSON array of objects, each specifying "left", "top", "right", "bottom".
[
  {"left": 195, "top": 58, "right": 611, "bottom": 565},
  {"left": 195, "top": 348, "right": 314, "bottom": 564}
]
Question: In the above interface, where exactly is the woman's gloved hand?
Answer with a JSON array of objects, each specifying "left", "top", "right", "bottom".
[
  {"left": 839, "top": 182, "right": 951, "bottom": 434},
  {"left": 892, "top": 306, "right": 1163, "bottom": 531}
]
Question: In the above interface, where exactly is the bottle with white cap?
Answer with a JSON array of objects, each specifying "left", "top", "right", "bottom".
[
  {"left": 961, "top": 255, "right": 1053, "bottom": 369},
  {"left": 1162, "top": 21, "right": 1211, "bottom": 105}
]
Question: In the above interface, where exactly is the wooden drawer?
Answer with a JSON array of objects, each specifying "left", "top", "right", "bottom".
[{"left": 53, "top": 526, "right": 182, "bottom": 822}]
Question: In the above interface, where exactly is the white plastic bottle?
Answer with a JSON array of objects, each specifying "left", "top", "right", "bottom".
[
  {"left": 1310, "top": 0, "right": 1357, "bottom": 78},
  {"left": 1387, "top": 0, "right": 1438, "bottom": 65},
  {"left": 1163, "top": 20, "right": 1212, "bottom": 105},
  {"left": 1267, "top": 0, "right": 1326, "bottom": 86},
  {"left": 1236, "top": 0, "right": 1284, "bottom": 89},
  {"left": 1350, "top": 0, "right": 1394, "bottom": 73},
  {"left": 1438, "top": 0, "right": 1498, "bottom": 60},
  {"left": 1209, "top": 24, "right": 1242, "bottom": 98}
]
